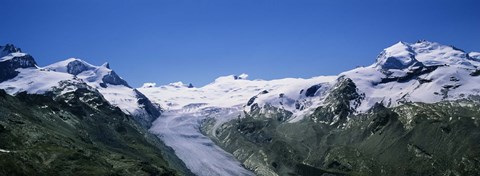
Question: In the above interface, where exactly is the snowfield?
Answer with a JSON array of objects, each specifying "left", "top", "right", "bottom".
[
  {"left": 141, "top": 42, "right": 480, "bottom": 124},
  {"left": 139, "top": 74, "right": 336, "bottom": 121}
]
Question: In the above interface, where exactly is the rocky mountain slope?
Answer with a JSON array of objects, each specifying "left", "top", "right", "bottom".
[
  {"left": 0, "top": 87, "right": 191, "bottom": 175},
  {"left": 140, "top": 41, "right": 480, "bottom": 175},
  {"left": 201, "top": 41, "right": 480, "bottom": 175},
  {"left": 0, "top": 44, "right": 191, "bottom": 175},
  {"left": 2, "top": 41, "right": 479, "bottom": 175},
  {"left": 139, "top": 74, "right": 335, "bottom": 175},
  {"left": 206, "top": 100, "right": 480, "bottom": 175},
  {"left": 0, "top": 44, "right": 161, "bottom": 127},
  {"left": 243, "top": 41, "right": 480, "bottom": 124}
]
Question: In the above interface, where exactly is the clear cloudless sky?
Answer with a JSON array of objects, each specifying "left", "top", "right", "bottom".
[{"left": 1, "top": 0, "right": 479, "bottom": 87}]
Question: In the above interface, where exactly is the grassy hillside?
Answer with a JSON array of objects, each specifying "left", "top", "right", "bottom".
[
  {"left": 0, "top": 89, "right": 191, "bottom": 176},
  {"left": 205, "top": 101, "right": 480, "bottom": 175}
]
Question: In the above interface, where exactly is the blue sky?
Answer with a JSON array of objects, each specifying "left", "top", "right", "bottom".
[{"left": 1, "top": 0, "right": 479, "bottom": 87}]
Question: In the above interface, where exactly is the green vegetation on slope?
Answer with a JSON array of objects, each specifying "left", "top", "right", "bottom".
[
  {"left": 205, "top": 101, "right": 480, "bottom": 176},
  {"left": 0, "top": 89, "right": 191, "bottom": 176}
]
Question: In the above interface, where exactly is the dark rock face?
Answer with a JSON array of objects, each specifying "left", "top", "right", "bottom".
[
  {"left": 310, "top": 77, "right": 363, "bottom": 125},
  {"left": 101, "top": 71, "right": 131, "bottom": 88},
  {"left": 209, "top": 100, "right": 480, "bottom": 176},
  {"left": 471, "top": 70, "right": 480, "bottom": 76},
  {"left": 0, "top": 54, "right": 37, "bottom": 82},
  {"left": 66, "top": 60, "right": 94, "bottom": 75},
  {"left": 246, "top": 90, "right": 270, "bottom": 108},
  {"left": 133, "top": 89, "right": 162, "bottom": 128},
  {"left": 247, "top": 96, "right": 257, "bottom": 106},
  {"left": 379, "top": 65, "right": 440, "bottom": 84},
  {"left": 305, "top": 84, "right": 321, "bottom": 97},
  {"left": 0, "top": 44, "right": 22, "bottom": 57},
  {"left": 380, "top": 55, "right": 422, "bottom": 70}
]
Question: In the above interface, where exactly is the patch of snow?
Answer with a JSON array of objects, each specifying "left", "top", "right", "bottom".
[
  {"left": 97, "top": 85, "right": 141, "bottom": 114},
  {"left": 0, "top": 149, "right": 11, "bottom": 153},
  {"left": 168, "top": 81, "right": 187, "bottom": 88},
  {"left": 469, "top": 52, "right": 480, "bottom": 62},
  {"left": 0, "top": 52, "right": 27, "bottom": 62},
  {"left": 141, "top": 82, "right": 157, "bottom": 88},
  {"left": 238, "top": 73, "right": 249, "bottom": 79}
]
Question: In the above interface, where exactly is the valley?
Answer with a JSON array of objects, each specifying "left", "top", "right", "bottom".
[
  {"left": 1, "top": 41, "right": 480, "bottom": 175},
  {"left": 150, "top": 109, "right": 254, "bottom": 176}
]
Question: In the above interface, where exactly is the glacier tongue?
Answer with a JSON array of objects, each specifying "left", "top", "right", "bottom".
[{"left": 149, "top": 108, "right": 254, "bottom": 176}]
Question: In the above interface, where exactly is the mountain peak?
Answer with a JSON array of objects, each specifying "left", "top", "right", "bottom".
[
  {"left": 235, "top": 73, "right": 249, "bottom": 80},
  {"left": 102, "top": 62, "right": 110, "bottom": 69},
  {"left": 0, "top": 44, "right": 22, "bottom": 58},
  {"left": 415, "top": 39, "right": 436, "bottom": 44},
  {"left": 375, "top": 41, "right": 419, "bottom": 70},
  {"left": 46, "top": 58, "right": 97, "bottom": 75},
  {"left": 214, "top": 74, "right": 249, "bottom": 83},
  {"left": 44, "top": 58, "right": 130, "bottom": 88},
  {"left": 373, "top": 40, "right": 468, "bottom": 71},
  {"left": 0, "top": 43, "right": 31, "bottom": 63},
  {"left": 142, "top": 82, "right": 157, "bottom": 88},
  {"left": 412, "top": 40, "right": 443, "bottom": 50},
  {"left": 67, "top": 59, "right": 96, "bottom": 75},
  {"left": 168, "top": 81, "right": 188, "bottom": 88},
  {"left": 0, "top": 44, "right": 37, "bottom": 82}
]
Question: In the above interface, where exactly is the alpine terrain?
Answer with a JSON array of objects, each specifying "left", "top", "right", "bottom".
[
  {"left": 0, "top": 44, "right": 192, "bottom": 175},
  {"left": 1, "top": 40, "right": 479, "bottom": 176},
  {"left": 140, "top": 41, "right": 480, "bottom": 176}
]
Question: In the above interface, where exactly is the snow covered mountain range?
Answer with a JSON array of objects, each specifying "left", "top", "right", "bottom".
[
  {"left": 1, "top": 41, "right": 480, "bottom": 175},
  {"left": 3, "top": 40, "right": 479, "bottom": 125},
  {"left": 0, "top": 44, "right": 161, "bottom": 127},
  {"left": 140, "top": 40, "right": 480, "bottom": 123},
  {"left": 135, "top": 40, "right": 480, "bottom": 175}
]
